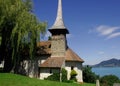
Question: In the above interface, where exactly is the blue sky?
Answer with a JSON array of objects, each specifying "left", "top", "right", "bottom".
[{"left": 32, "top": 0, "right": 120, "bottom": 65}]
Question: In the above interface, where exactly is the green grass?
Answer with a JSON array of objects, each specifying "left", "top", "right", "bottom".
[{"left": 0, "top": 73, "right": 95, "bottom": 86}]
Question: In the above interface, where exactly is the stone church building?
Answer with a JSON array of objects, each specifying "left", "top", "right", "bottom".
[{"left": 21, "top": 0, "right": 84, "bottom": 82}]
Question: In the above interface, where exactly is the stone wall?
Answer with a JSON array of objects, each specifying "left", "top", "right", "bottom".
[{"left": 51, "top": 35, "right": 66, "bottom": 57}]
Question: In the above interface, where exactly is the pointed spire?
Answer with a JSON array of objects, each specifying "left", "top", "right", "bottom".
[{"left": 51, "top": 0, "right": 66, "bottom": 29}]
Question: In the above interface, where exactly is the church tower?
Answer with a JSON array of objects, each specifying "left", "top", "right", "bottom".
[{"left": 49, "top": 0, "right": 69, "bottom": 57}]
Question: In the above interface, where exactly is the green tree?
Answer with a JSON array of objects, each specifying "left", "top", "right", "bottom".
[
  {"left": 100, "top": 75, "right": 120, "bottom": 86},
  {"left": 0, "top": 0, "right": 46, "bottom": 72},
  {"left": 83, "top": 66, "right": 99, "bottom": 83}
]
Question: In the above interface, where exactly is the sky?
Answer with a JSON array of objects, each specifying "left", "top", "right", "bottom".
[{"left": 32, "top": 0, "right": 120, "bottom": 65}]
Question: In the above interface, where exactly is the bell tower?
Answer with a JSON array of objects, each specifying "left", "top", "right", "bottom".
[{"left": 49, "top": 0, "right": 69, "bottom": 57}]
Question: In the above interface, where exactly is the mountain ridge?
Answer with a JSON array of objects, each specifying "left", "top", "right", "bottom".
[{"left": 92, "top": 58, "right": 120, "bottom": 67}]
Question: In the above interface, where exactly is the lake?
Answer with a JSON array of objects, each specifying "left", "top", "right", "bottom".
[{"left": 92, "top": 67, "right": 120, "bottom": 79}]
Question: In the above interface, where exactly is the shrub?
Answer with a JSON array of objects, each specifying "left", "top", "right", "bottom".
[
  {"left": 61, "top": 68, "right": 67, "bottom": 82},
  {"left": 83, "top": 66, "right": 99, "bottom": 83},
  {"left": 65, "top": 80, "right": 75, "bottom": 83},
  {"left": 45, "top": 68, "right": 67, "bottom": 82},
  {"left": 45, "top": 73, "right": 60, "bottom": 81},
  {"left": 100, "top": 75, "right": 119, "bottom": 86},
  {"left": 70, "top": 69, "right": 77, "bottom": 81},
  {"left": 70, "top": 69, "right": 77, "bottom": 76}
]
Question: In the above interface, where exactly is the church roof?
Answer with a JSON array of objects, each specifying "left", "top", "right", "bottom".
[
  {"left": 40, "top": 57, "right": 65, "bottom": 68},
  {"left": 37, "top": 41, "right": 84, "bottom": 63},
  {"left": 36, "top": 41, "right": 51, "bottom": 55},
  {"left": 49, "top": 0, "right": 69, "bottom": 34},
  {"left": 50, "top": 0, "right": 65, "bottom": 29},
  {"left": 66, "top": 48, "right": 84, "bottom": 62}
]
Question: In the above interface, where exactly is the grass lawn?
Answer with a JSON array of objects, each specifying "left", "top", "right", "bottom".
[{"left": 0, "top": 73, "right": 95, "bottom": 86}]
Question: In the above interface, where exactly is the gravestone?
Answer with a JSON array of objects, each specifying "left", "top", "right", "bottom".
[
  {"left": 113, "top": 83, "right": 120, "bottom": 86},
  {"left": 96, "top": 80, "right": 100, "bottom": 86}
]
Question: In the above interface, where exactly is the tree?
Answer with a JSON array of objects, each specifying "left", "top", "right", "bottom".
[
  {"left": 83, "top": 66, "right": 99, "bottom": 83},
  {"left": 0, "top": 0, "right": 46, "bottom": 72},
  {"left": 100, "top": 75, "right": 120, "bottom": 86}
]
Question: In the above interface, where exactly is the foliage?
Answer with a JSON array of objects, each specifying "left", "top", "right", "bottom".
[
  {"left": 70, "top": 69, "right": 77, "bottom": 81},
  {"left": 0, "top": 0, "right": 46, "bottom": 72},
  {"left": 45, "top": 73, "right": 60, "bottom": 81},
  {"left": 0, "top": 73, "right": 95, "bottom": 86},
  {"left": 70, "top": 69, "right": 77, "bottom": 76},
  {"left": 45, "top": 68, "right": 67, "bottom": 82},
  {"left": 100, "top": 75, "right": 120, "bottom": 86},
  {"left": 83, "top": 66, "right": 99, "bottom": 83},
  {"left": 61, "top": 68, "right": 67, "bottom": 82}
]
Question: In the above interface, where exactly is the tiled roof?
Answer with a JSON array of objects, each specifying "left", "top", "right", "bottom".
[
  {"left": 36, "top": 41, "right": 51, "bottom": 55},
  {"left": 40, "top": 57, "right": 65, "bottom": 68},
  {"left": 65, "top": 48, "right": 84, "bottom": 62},
  {"left": 37, "top": 41, "right": 84, "bottom": 62}
]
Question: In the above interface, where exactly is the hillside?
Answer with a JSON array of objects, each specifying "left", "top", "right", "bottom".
[
  {"left": 93, "top": 58, "right": 120, "bottom": 67},
  {"left": 0, "top": 73, "right": 95, "bottom": 86}
]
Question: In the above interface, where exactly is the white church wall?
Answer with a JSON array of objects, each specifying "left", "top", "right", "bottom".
[
  {"left": 40, "top": 68, "right": 51, "bottom": 79},
  {"left": 65, "top": 66, "right": 71, "bottom": 80},
  {"left": 65, "top": 61, "right": 83, "bottom": 82},
  {"left": 40, "top": 68, "right": 60, "bottom": 79}
]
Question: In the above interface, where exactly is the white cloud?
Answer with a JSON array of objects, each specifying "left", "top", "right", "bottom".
[
  {"left": 96, "top": 25, "right": 120, "bottom": 36},
  {"left": 107, "top": 32, "right": 120, "bottom": 39},
  {"left": 45, "top": 31, "right": 51, "bottom": 38},
  {"left": 95, "top": 25, "right": 120, "bottom": 39}
]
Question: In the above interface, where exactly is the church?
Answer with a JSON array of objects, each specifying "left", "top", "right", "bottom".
[
  {"left": 21, "top": 0, "right": 84, "bottom": 82},
  {"left": 38, "top": 0, "right": 84, "bottom": 82}
]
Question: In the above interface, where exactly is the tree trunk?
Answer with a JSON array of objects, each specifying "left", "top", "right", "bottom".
[{"left": 1, "top": 28, "right": 13, "bottom": 72}]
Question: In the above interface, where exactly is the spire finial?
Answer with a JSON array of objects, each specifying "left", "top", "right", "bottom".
[{"left": 51, "top": 0, "right": 66, "bottom": 29}]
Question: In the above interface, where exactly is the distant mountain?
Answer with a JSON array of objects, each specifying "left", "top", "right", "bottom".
[{"left": 93, "top": 58, "right": 120, "bottom": 67}]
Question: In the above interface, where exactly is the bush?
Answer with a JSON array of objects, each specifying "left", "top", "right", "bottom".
[
  {"left": 45, "top": 68, "right": 67, "bottom": 82},
  {"left": 70, "top": 69, "right": 77, "bottom": 82},
  {"left": 83, "top": 66, "right": 99, "bottom": 83},
  {"left": 70, "top": 69, "right": 77, "bottom": 76},
  {"left": 45, "top": 73, "right": 60, "bottom": 81},
  {"left": 61, "top": 68, "right": 67, "bottom": 82},
  {"left": 100, "top": 75, "right": 119, "bottom": 86},
  {"left": 65, "top": 80, "right": 75, "bottom": 83}
]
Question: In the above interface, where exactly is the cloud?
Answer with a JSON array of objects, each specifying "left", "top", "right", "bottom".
[
  {"left": 45, "top": 31, "right": 51, "bottom": 38},
  {"left": 95, "top": 25, "right": 120, "bottom": 39},
  {"left": 107, "top": 32, "right": 120, "bottom": 39}
]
